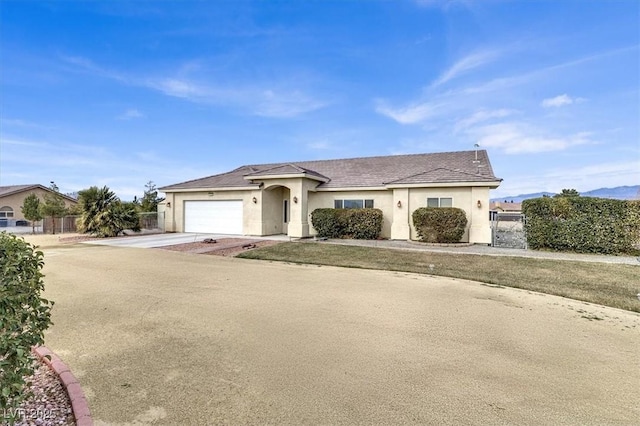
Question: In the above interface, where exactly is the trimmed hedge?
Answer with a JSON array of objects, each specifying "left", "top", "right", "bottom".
[
  {"left": 522, "top": 197, "right": 640, "bottom": 254},
  {"left": 311, "top": 208, "right": 383, "bottom": 239},
  {"left": 412, "top": 207, "right": 468, "bottom": 243}
]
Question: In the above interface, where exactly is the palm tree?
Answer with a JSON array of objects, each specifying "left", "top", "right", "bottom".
[{"left": 77, "top": 186, "right": 140, "bottom": 237}]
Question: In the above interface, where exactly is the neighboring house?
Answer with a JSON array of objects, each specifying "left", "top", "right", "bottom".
[
  {"left": 159, "top": 150, "right": 502, "bottom": 244},
  {"left": 0, "top": 184, "right": 78, "bottom": 226},
  {"left": 490, "top": 201, "right": 522, "bottom": 213}
]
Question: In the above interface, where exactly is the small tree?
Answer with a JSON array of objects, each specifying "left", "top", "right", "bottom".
[
  {"left": 21, "top": 193, "right": 43, "bottom": 234},
  {"left": 555, "top": 188, "right": 580, "bottom": 198},
  {"left": 0, "top": 233, "right": 54, "bottom": 411},
  {"left": 41, "top": 183, "right": 67, "bottom": 235},
  {"left": 77, "top": 186, "right": 140, "bottom": 237},
  {"left": 139, "top": 181, "right": 162, "bottom": 212}
]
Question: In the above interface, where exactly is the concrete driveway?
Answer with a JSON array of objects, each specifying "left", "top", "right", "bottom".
[
  {"left": 29, "top": 236, "right": 640, "bottom": 425},
  {"left": 83, "top": 232, "right": 292, "bottom": 248}
]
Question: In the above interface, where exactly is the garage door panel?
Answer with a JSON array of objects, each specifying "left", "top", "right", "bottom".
[{"left": 184, "top": 200, "right": 243, "bottom": 234}]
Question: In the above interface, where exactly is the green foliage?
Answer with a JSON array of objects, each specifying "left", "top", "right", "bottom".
[
  {"left": 40, "top": 183, "right": 67, "bottom": 235},
  {"left": 20, "top": 193, "right": 43, "bottom": 234},
  {"left": 77, "top": 186, "right": 141, "bottom": 237},
  {"left": 554, "top": 188, "right": 580, "bottom": 198},
  {"left": 412, "top": 207, "right": 468, "bottom": 243},
  {"left": 523, "top": 196, "right": 640, "bottom": 254},
  {"left": 0, "top": 233, "right": 53, "bottom": 411},
  {"left": 66, "top": 203, "right": 82, "bottom": 215},
  {"left": 311, "top": 208, "right": 383, "bottom": 239},
  {"left": 139, "top": 181, "right": 163, "bottom": 212},
  {"left": 310, "top": 209, "right": 343, "bottom": 238}
]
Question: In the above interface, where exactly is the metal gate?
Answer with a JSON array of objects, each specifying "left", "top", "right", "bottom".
[{"left": 491, "top": 213, "right": 527, "bottom": 249}]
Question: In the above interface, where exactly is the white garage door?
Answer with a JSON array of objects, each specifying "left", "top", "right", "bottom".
[{"left": 184, "top": 200, "right": 243, "bottom": 234}]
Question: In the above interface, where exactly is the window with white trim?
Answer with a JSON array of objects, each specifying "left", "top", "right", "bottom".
[
  {"left": 426, "top": 197, "right": 452, "bottom": 208},
  {"left": 334, "top": 199, "right": 374, "bottom": 209},
  {"left": 0, "top": 206, "right": 14, "bottom": 218}
]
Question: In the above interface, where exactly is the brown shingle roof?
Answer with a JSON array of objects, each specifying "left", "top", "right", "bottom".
[
  {"left": 244, "top": 164, "right": 330, "bottom": 182},
  {"left": 0, "top": 184, "right": 41, "bottom": 197},
  {"left": 0, "top": 184, "right": 78, "bottom": 203},
  {"left": 160, "top": 150, "right": 501, "bottom": 191},
  {"left": 384, "top": 168, "right": 494, "bottom": 185}
]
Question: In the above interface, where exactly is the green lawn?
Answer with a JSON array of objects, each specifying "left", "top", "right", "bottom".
[{"left": 238, "top": 242, "right": 640, "bottom": 313}]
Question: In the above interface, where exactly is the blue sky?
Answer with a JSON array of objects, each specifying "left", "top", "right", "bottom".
[{"left": 1, "top": 0, "right": 638, "bottom": 200}]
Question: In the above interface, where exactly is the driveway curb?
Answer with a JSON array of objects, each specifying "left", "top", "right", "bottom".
[{"left": 32, "top": 346, "right": 93, "bottom": 426}]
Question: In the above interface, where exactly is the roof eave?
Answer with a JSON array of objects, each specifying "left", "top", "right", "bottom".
[
  {"left": 161, "top": 186, "right": 258, "bottom": 193},
  {"left": 243, "top": 173, "right": 330, "bottom": 183},
  {"left": 385, "top": 181, "right": 502, "bottom": 189},
  {"left": 0, "top": 184, "right": 78, "bottom": 203}
]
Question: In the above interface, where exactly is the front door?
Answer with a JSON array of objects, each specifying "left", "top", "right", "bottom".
[{"left": 282, "top": 199, "right": 289, "bottom": 234}]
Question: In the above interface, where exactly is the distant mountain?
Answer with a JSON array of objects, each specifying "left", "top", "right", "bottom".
[
  {"left": 492, "top": 185, "right": 639, "bottom": 202},
  {"left": 582, "top": 186, "right": 640, "bottom": 200}
]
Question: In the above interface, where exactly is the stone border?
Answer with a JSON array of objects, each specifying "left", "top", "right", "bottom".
[{"left": 32, "top": 346, "right": 93, "bottom": 426}]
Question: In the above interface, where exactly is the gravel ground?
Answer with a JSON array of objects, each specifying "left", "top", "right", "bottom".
[
  {"left": 7, "top": 359, "right": 74, "bottom": 426},
  {"left": 158, "top": 238, "right": 281, "bottom": 256}
]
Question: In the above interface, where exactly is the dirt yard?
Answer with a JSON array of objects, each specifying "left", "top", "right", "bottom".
[
  {"left": 14, "top": 233, "right": 640, "bottom": 425},
  {"left": 158, "top": 238, "right": 281, "bottom": 256}
]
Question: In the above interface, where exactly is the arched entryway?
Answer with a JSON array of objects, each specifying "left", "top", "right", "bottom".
[{"left": 262, "top": 185, "right": 291, "bottom": 236}]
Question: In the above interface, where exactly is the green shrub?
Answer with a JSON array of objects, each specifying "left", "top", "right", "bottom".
[
  {"left": 0, "top": 233, "right": 53, "bottom": 411},
  {"left": 341, "top": 209, "right": 384, "bottom": 240},
  {"left": 522, "top": 197, "right": 640, "bottom": 254},
  {"left": 310, "top": 208, "right": 344, "bottom": 238},
  {"left": 412, "top": 207, "right": 467, "bottom": 243},
  {"left": 77, "top": 186, "right": 140, "bottom": 237},
  {"left": 311, "top": 208, "right": 383, "bottom": 239}
]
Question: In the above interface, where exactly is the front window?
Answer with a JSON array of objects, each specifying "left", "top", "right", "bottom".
[
  {"left": 334, "top": 199, "right": 374, "bottom": 209},
  {"left": 427, "top": 197, "right": 453, "bottom": 208},
  {"left": 0, "top": 206, "right": 14, "bottom": 218}
]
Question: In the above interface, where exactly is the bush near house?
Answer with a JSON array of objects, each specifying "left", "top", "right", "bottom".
[
  {"left": 523, "top": 197, "right": 640, "bottom": 254},
  {"left": 311, "top": 208, "right": 383, "bottom": 239},
  {"left": 412, "top": 207, "right": 468, "bottom": 243},
  {"left": 0, "top": 233, "right": 53, "bottom": 410}
]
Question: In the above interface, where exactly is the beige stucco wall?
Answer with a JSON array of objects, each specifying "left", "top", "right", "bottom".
[
  {"left": 307, "top": 190, "right": 394, "bottom": 238},
  {"left": 163, "top": 183, "right": 493, "bottom": 244},
  {"left": 163, "top": 190, "right": 260, "bottom": 234},
  {"left": 0, "top": 189, "right": 77, "bottom": 223},
  {"left": 407, "top": 186, "right": 492, "bottom": 244}
]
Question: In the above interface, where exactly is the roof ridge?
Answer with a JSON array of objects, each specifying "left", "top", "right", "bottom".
[{"left": 246, "top": 149, "right": 487, "bottom": 169}]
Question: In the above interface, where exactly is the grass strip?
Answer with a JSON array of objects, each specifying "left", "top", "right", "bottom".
[{"left": 237, "top": 242, "right": 640, "bottom": 313}]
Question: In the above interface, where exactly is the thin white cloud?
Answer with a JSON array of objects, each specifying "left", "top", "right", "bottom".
[
  {"left": 461, "top": 45, "right": 638, "bottom": 96},
  {"left": 61, "top": 55, "right": 327, "bottom": 119},
  {"left": 0, "top": 118, "right": 54, "bottom": 129},
  {"left": 146, "top": 78, "right": 209, "bottom": 99},
  {"left": 541, "top": 94, "right": 585, "bottom": 108},
  {"left": 117, "top": 109, "right": 144, "bottom": 120},
  {"left": 455, "top": 109, "right": 516, "bottom": 131},
  {"left": 471, "top": 122, "right": 594, "bottom": 154},
  {"left": 61, "top": 55, "right": 127, "bottom": 82},
  {"left": 0, "top": 136, "right": 212, "bottom": 199},
  {"left": 375, "top": 100, "right": 436, "bottom": 124},
  {"left": 1, "top": 138, "right": 47, "bottom": 148},
  {"left": 432, "top": 50, "right": 501, "bottom": 87},
  {"left": 254, "top": 89, "right": 328, "bottom": 118}
]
